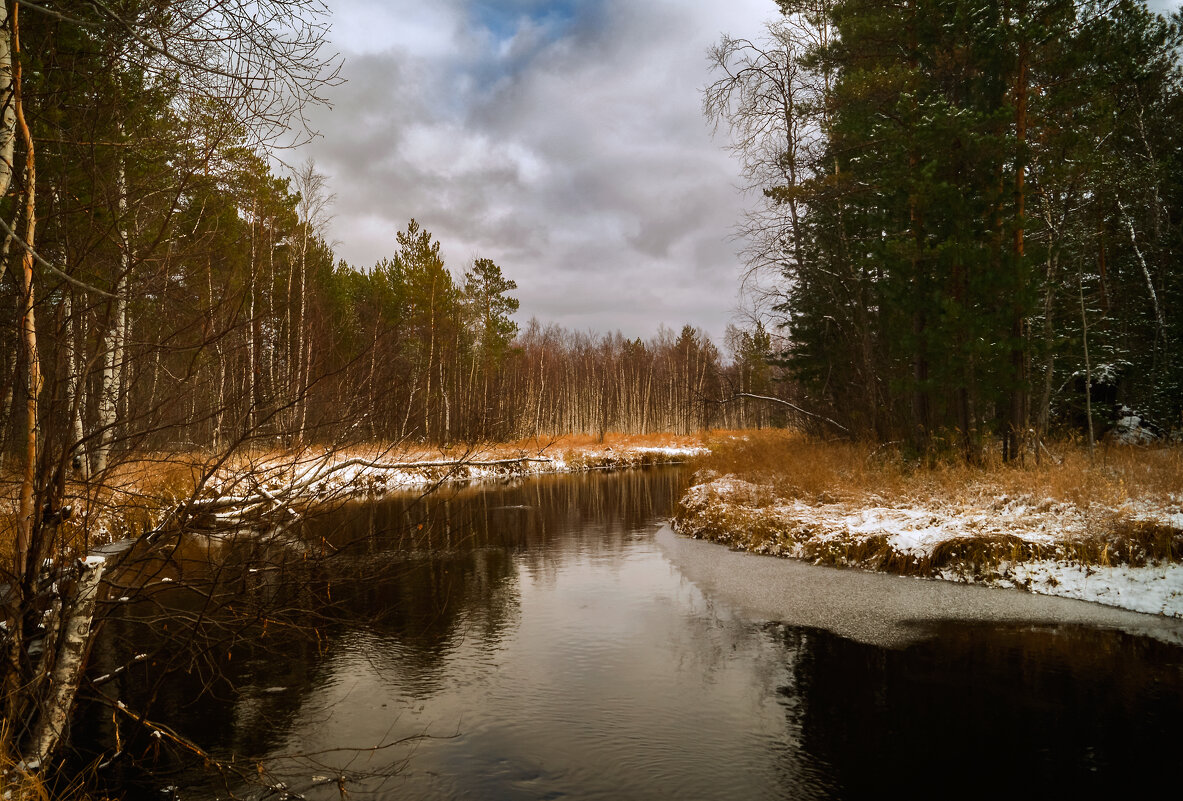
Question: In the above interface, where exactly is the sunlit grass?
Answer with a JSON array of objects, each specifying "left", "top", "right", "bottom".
[
  {"left": 678, "top": 430, "right": 1183, "bottom": 576},
  {"left": 697, "top": 429, "right": 1183, "bottom": 508},
  {"left": 0, "top": 433, "right": 710, "bottom": 559}
]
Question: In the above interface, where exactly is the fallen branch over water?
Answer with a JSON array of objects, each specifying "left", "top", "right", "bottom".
[{"left": 182, "top": 454, "right": 558, "bottom": 522}]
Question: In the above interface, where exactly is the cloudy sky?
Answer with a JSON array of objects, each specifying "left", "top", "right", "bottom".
[{"left": 303, "top": 0, "right": 1183, "bottom": 342}]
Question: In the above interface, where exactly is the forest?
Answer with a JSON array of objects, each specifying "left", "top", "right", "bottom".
[
  {"left": 708, "top": 0, "right": 1183, "bottom": 458},
  {"left": 0, "top": 3, "right": 774, "bottom": 782},
  {"left": 0, "top": 4, "right": 776, "bottom": 486},
  {"left": 0, "top": 0, "right": 1181, "bottom": 791}
]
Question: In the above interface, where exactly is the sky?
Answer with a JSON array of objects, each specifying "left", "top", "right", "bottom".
[
  {"left": 302, "top": 0, "right": 777, "bottom": 341},
  {"left": 303, "top": 0, "right": 1183, "bottom": 342}
]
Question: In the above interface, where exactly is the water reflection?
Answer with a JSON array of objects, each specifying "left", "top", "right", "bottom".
[
  {"left": 75, "top": 467, "right": 1183, "bottom": 800},
  {"left": 777, "top": 621, "right": 1183, "bottom": 797}
]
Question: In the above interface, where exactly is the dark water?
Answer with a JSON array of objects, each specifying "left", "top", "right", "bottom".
[{"left": 79, "top": 467, "right": 1183, "bottom": 799}]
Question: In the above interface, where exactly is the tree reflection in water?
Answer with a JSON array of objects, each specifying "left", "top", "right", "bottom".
[{"left": 74, "top": 467, "right": 1183, "bottom": 800}]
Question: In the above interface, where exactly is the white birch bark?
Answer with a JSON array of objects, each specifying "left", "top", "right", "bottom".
[
  {"left": 62, "top": 292, "right": 87, "bottom": 476},
  {"left": 91, "top": 157, "right": 130, "bottom": 475},
  {"left": 26, "top": 558, "right": 107, "bottom": 770},
  {"left": 423, "top": 278, "right": 436, "bottom": 441},
  {"left": 0, "top": 7, "right": 15, "bottom": 203},
  {"left": 247, "top": 197, "right": 257, "bottom": 433},
  {"left": 1116, "top": 199, "right": 1167, "bottom": 344},
  {"left": 296, "top": 210, "right": 308, "bottom": 440},
  {"left": 1079, "top": 267, "right": 1095, "bottom": 459}
]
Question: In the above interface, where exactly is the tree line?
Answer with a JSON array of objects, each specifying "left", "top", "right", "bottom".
[
  {"left": 708, "top": 0, "right": 1182, "bottom": 457},
  {"left": 0, "top": 4, "right": 790, "bottom": 496}
]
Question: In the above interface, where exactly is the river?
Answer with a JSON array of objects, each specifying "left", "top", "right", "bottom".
[{"left": 79, "top": 466, "right": 1183, "bottom": 799}]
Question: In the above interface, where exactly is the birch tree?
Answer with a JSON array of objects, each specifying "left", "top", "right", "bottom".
[{"left": 0, "top": 0, "right": 341, "bottom": 785}]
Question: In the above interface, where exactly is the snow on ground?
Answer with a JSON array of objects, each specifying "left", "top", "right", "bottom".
[
  {"left": 675, "top": 473, "right": 1183, "bottom": 618},
  {"left": 211, "top": 442, "right": 710, "bottom": 506},
  {"left": 969, "top": 561, "right": 1183, "bottom": 617}
]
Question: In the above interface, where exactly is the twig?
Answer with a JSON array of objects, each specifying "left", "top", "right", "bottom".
[{"left": 714, "top": 392, "right": 850, "bottom": 433}]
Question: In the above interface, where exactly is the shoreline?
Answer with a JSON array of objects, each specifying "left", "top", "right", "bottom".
[
  {"left": 67, "top": 437, "right": 710, "bottom": 544},
  {"left": 656, "top": 525, "right": 1183, "bottom": 648},
  {"left": 672, "top": 468, "right": 1183, "bottom": 618}
]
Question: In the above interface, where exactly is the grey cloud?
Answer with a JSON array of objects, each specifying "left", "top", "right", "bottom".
[{"left": 307, "top": 0, "right": 775, "bottom": 338}]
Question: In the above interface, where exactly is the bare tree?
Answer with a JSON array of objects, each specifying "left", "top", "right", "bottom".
[
  {"left": 0, "top": 0, "right": 342, "bottom": 786},
  {"left": 703, "top": 10, "right": 832, "bottom": 319},
  {"left": 290, "top": 157, "right": 335, "bottom": 442}
]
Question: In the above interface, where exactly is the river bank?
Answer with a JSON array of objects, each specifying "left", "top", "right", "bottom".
[
  {"left": 672, "top": 431, "right": 1183, "bottom": 617},
  {"left": 2, "top": 434, "right": 707, "bottom": 552},
  {"left": 76, "top": 468, "right": 1183, "bottom": 799}
]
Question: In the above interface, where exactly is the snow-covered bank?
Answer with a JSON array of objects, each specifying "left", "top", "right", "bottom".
[
  {"left": 198, "top": 441, "right": 708, "bottom": 526},
  {"left": 674, "top": 472, "right": 1183, "bottom": 617}
]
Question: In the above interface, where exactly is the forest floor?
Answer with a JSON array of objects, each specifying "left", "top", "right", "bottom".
[{"left": 673, "top": 430, "right": 1183, "bottom": 617}]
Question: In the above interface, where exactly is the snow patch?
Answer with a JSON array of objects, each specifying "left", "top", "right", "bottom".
[
  {"left": 677, "top": 474, "right": 1183, "bottom": 618},
  {"left": 1110, "top": 406, "right": 1158, "bottom": 444},
  {"left": 961, "top": 561, "right": 1183, "bottom": 617}
]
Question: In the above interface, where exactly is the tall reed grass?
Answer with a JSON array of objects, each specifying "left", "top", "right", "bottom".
[
  {"left": 698, "top": 429, "right": 1183, "bottom": 508},
  {"left": 680, "top": 430, "right": 1183, "bottom": 574}
]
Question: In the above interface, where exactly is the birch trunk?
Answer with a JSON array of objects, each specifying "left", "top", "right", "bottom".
[
  {"left": 91, "top": 156, "right": 130, "bottom": 475},
  {"left": 0, "top": 6, "right": 16, "bottom": 202},
  {"left": 285, "top": 231, "right": 296, "bottom": 433},
  {"left": 440, "top": 356, "right": 450, "bottom": 444},
  {"left": 298, "top": 332, "right": 311, "bottom": 438},
  {"left": 295, "top": 211, "right": 310, "bottom": 442},
  {"left": 266, "top": 219, "right": 276, "bottom": 409},
  {"left": 1116, "top": 199, "right": 1167, "bottom": 345},
  {"left": 26, "top": 559, "right": 107, "bottom": 769},
  {"left": 247, "top": 197, "right": 257, "bottom": 433},
  {"left": 424, "top": 279, "right": 436, "bottom": 441},
  {"left": 1079, "top": 266, "right": 1095, "bottom": 460},
  {"left": 62, "top": 291, "right": 87, "bottom": 476},
  {"left": 1037, "top": 252, "right": 1059, "bottom": 444}
]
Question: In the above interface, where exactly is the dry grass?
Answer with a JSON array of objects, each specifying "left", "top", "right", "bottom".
[
  {"left": 697, "top": 429, "right": 1183, "bottom": 509},
  {"left": 0, "top": 734, "right": 113, "bottom": 801},
  {"left": 205, "top": 431, "right": 703, "bottom": 475},
  {"left": 678, "top": 429, "right": 1183, "bottom": 577},
  {"left": 0, "top": 432, "right": 708, "bottom": 559},
  {"left": 0, "top": 452, "right": 211, "bottom": 562}
]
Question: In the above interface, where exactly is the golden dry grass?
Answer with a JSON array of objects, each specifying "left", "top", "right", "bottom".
[
  {"left": 0, "top": 452, "right": 210, "bottom": 562},
  {"left": 0, "top": 432, "right": 708, "bottom": 559},
  {"left": 697, "top": 429, "right": 1183, "bottom": 509},
  {"left": 680, "top": 429, "right": 1183, "bottom": 575}
]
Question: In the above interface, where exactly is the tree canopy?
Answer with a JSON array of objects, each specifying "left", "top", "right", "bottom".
[{"left": 709, "top": 0, "right": 1183, "bottom": 458}]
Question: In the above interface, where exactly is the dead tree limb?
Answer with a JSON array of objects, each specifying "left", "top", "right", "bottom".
[
  {"left": 715, "top": 392, "right": 850, "bottom": 434},
  {"left": 183, "top": 455, "right": 557, "bottom": 516}
]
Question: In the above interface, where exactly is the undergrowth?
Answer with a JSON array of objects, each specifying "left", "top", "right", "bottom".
[{"left": 0, "top": 453, "right": 211, "bottom": 561}]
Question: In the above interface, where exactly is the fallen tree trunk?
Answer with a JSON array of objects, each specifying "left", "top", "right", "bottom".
[{"left": 182, "top": 454, "right": 557, "bottom": 517}]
